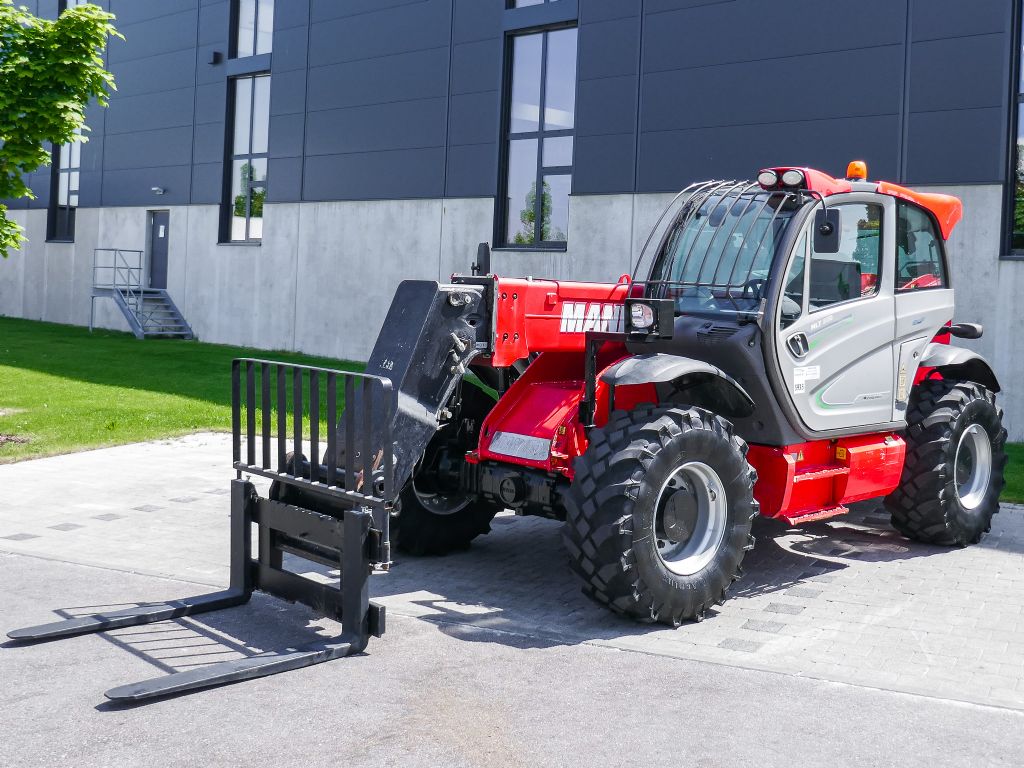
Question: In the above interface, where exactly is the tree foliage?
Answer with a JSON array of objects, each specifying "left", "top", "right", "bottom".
[{"left": 0, "top": 1, "right": 120, "bottom": 258}]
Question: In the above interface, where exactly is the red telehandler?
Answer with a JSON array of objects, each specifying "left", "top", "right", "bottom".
[{"left": 8, "top": 163, "right": 1006, "bottom": 701}]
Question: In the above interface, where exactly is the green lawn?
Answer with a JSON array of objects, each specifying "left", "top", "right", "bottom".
[
  {"left": 0, "top": 317, "right": 363, "bottom": 463},
  {"left": 0, "top": 316, "right": 1020, "bottom": 503}
]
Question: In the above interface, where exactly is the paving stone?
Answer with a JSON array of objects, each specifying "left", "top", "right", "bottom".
[
  {"left": 132, "top": 504, "right": 164, "bottom": 512},
  {"left": 91, "top": 513, "right": 123, "bottom": 521},
  {"left": 718, "top": 638, "right": 763, "bottom": 653},
  {"left": 169, "top": 496, "right": 200, "bottom": 503},
  {"left": 765, "top": 602, "right": 805, "bottom": 615},
  {"left": 0, "top": 533, "right": 39, "bottom": 541},
  {"left": 48, "top": 523, "right": 83, "bottom": 531},
  {"left": 786, "top": 586, "right": 823, "bottom": 598},
  {"left": 743, "top": 619, "right": 786, "bottom": 633}
]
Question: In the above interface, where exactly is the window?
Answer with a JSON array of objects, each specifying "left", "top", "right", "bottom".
[
  {"left": 808, "top": 203, "right": 882, "bottom": 310},
  {"left": 224, "top": 74, "right": 270, "bottom": 242},
  {"left": 896, "top": 202, "right": 948, "bottom": 291},
  {"left": 1010, "top": 6, "right": 1024, "bottom": 253},
  {"left": 510, "top": 1, "right": 554, "bottom": 6},
  {"left": 234, "top": 0, "right": 274, "bottom": 58},
  {"left": 780, "top": 234, "right": 807, "bottom": 329},
  {"left": 47, "top": 130, "right": 81, "bottom": 242},
  {"left": 501, "top": 26, "right": 577, "bottom": 247}
]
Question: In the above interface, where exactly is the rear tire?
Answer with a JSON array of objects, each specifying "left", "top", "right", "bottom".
[
  {"left": 886, "top": 379, "right": 1007, "bottom": 546},
  {"left": 562, "top": 405, "right": 758, "bottom": 626}
]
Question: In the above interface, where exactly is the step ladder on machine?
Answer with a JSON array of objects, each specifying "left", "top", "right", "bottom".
[{"left": 7, "top": 360, "right": 395, "bottom": 702}]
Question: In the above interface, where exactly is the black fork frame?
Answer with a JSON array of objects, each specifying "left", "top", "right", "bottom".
[{"left": 7, "top": 359, "right": 395, "bottom": 702}]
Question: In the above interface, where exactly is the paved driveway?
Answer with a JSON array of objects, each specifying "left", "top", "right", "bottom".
[{"left": 1, "top": 434, "right": 1023, "bottom": 766}]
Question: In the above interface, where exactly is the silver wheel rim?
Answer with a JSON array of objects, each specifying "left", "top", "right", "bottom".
[
  {"left": 654, "top": 461, "right": 728, "bottom": 576},
  {"left": 954, "top": 423, "right": 992, "bottom": 511}
]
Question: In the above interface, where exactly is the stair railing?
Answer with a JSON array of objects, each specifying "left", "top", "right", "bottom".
[{"left": 91, "top": 248, "right": 145, "bottom": 331}]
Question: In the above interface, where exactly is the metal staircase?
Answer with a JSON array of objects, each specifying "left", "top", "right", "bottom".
[{"left": 90, "top": 249, "right": 194, "bottom": 340}]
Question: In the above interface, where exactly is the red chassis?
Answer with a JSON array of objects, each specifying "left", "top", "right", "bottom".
[{"left": 469, "top": 275, "right": 910, "bottom": 525}]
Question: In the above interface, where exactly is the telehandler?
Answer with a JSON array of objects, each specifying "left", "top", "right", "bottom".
[{"left": 9, "top": 162, "right": 1005, "bottom": 700}]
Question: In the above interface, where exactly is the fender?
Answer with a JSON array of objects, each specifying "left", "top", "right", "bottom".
[
  {"left": 919, "top": 343, "right": 1000, "bottom": 393},
  {"left": 601, "top": 353, "right": 756, "bottom": 418}
]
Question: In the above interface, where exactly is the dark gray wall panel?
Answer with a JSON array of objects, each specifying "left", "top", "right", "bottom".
[
  {"left": 111, "top": 49, "right": 197, "bottom": 97},
  {"left": 577, "top": 15, "right": 638, "bottom": 81},
  {"left": 905, "top": 108, "right": 1007, "bottom": 184},
  {"left": 304, "top": 98, "right": 448, "bottom": 156},
  {"left": 308, "top": 2, "right": 450, "bottom": 68},
  {"left": 108, "top": 10, "right": 198, "bottom": 63},
  {"left": 190, "top": 162, "right": 224, "bottom": 205},
  {"left": 448, "top": 92, "right": 499, "bottom": 146},
  {"left": 573, "top": 133, "right": 636, "bottom": 195},
  {"left": 453, "top": 0, "right": 502, "bottom": 43},
  {"left": 641, "top": 46, "right": 903, "bottom": 132},
  {"left": 310, "top": 0, "right": 425, "bottom": 22},
  {"left": 101, "top": 166, "right": 193, "bottom": 207},
  {"left": 266, "top": 157, "right": 302, "bottom": 202},
  {"left": 78, "top": 171, "right": 102, "bottom": 209},
  {"left": 445, "top": 142, "right": 497, "bottom": 198},
  {"left": 195, "top": 81, "right": 228, "bottom": 125},
  {"left": 908, "top": 35, "right": 1007, "bottom": 113},
  {"left": 103, "top": 127, "right": 195, "bottom": 170},
  {"left": 638, "top": 114, "right": 901, "bottom": 192},
  {"left": 272, "top": 25, "right": 309, "bottom": 72},
  {"left": 105, "top": 89, "right": 196, "bottom": 135},
  {"left": 108, "top": 0, "right": 196, "bottom": 27},
  {"left": 580, "top": 0, "right": 639, "bottom": 23},
  {"left": 450, "top": 38, "right": 502, "bottom": 95},
  {"left": 192, "top": 121, "right": 226, "bottom": 165},
  {"left": 911, "top": 0, "right": 1010, "bottom": 41},
  {"left": 576, "top": 75, "right": 639, "bottom": 137},
  {"left": 303, "top": 147, "right": 446, "bottom": 200},
  {"left": 268, "top": 113, "right": 305, "bottom": 158},
  {"left": 306, "top": 47, "right": 449, "bottom": 112},
  {"left": 198, "top": 1, "right": 230, "bottom": 45},
  {"left": 269, "top": 69, "right": 307, "bottom": 117}
]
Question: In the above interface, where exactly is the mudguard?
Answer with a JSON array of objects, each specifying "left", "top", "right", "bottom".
[
  {"left": 919, "top": 343, "right": 1001, "bottom": 393},
  {"left": 601, "top": 353, "right": 756, "bottom": 417}
]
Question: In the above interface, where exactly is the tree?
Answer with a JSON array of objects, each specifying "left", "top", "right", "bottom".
[
  {"left": 0, "top": 1, "right": 120, "bottom": 258},
  {"left": 512, "top": 180, "right": 565, "bottom": 245}
]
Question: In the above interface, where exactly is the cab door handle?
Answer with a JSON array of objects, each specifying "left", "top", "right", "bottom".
[{"left": 787, "top": 332, "right": 809, "bottom": 358}]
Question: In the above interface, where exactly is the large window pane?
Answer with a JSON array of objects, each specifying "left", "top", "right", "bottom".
[
  {"left": 897, "top": 202, "right": 947, "bottom": 291},
  {"left": 543, "top": 174, "right": 570, "bottom": 242},
  {"left": 510, "top": 34, "right": 542, "bottom": 133},
  {"left": 251, "top": 75, "right": 270, "bottom": 154},
  {"left": 809, "top": 203, "right": 882, "bottom": 309},
  {"left": 230, "top": 159, "right": 249, "bottom": 241},
  {"left": 544, "top": 28, "right": 577, "bottom": 130},
  {"left": 256, "top": 0, "right": 274, "bottom": 55},
  {"left": 543, "top": 136, "right": 573, "bottom": 168},
  {"left": 1013, "top": 103, "right": 1024, "bottom": 251},
  {"left": 506, "top": 139, "right": 539, "bottom": 245},
  {"left": 236, "top": 0, "right": 256, "bottom": 57},
  {"left": 233, "top": 77, "right": 252, "bottom": 154}
]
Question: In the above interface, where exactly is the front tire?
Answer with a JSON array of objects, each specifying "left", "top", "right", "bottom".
[
  {"left": 886, "top": 379, "right": 1007, "bottom": 545},
  {"left": 562, "top": 405, "right": 758, "bottom": 626}
]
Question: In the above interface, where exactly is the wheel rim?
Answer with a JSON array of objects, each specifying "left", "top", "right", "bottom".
[
  {"left": 411, "top": 479, "right": 471, "bottom": 516},
  {"left": 954, "top": 423, "right": 993, "bottom": 511},
  {"left": 654, "top": 461, "right": 728, "bottom": 576}
]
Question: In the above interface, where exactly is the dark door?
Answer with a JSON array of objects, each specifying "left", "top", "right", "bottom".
[{"left": 149, "top": 210, "right": 169, "bottom": 289}]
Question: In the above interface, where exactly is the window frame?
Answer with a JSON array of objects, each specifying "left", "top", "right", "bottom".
[
  {"left": 1005, "top": 0, "right": 1024, "bottom": 258},
  {"left": 220, "top": 73, "right": 270, "bottom": 244},
  {"left": 895, "top": 200, "right": 950, "bottom": 293},
  {"left": 230, "top": 0, "right": 273, "bottom": 59},
  {"left": 805, "top": 201, "right": 885, "bottom": 314},
  {"left": 46, "top": 134, "right": 80, "bottom": 243},
  {"left": 495, "top": 21, "right": 579, "bottom": 250}
]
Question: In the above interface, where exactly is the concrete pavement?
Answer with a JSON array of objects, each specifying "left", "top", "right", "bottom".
[{"left": 1, "top": 434, "right": 1023, "bottom": 766}]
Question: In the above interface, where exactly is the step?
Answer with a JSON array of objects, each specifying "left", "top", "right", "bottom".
[
  {"left": 783, "top": 505, "right": 849, "bottom": 525},
  {"left": 792, "top": 464, "right": 849, "bottom": 483}
]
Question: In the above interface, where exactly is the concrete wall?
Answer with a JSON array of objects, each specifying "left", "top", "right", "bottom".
[{"left": 2, "top": 186, "right": 1021, "bottom": 439}]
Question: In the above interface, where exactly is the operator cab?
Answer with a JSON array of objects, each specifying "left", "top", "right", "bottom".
[{"left": 633, "top": 163, "right": 958, "bottom": 447}]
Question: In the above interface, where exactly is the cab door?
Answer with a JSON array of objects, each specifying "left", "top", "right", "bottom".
[{"left": 774, "top": 195, "right": 897, "bottom": 432}]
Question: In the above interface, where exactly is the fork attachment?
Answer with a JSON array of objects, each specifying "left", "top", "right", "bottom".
[{"left": 7, "top": 360, "right": 394, "bottom": 702}]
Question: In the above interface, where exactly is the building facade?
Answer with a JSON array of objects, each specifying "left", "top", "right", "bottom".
[{"left": 2, "top": 0, "right": 1024, "bottom": 437}]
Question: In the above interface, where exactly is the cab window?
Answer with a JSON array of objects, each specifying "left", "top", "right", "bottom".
[
  {"left": 896, "top": 202, "right": 947, "bottom": 291},
  {"left": 808, "top": 202, "right": 882, "bottom": 310},
  {"left": 779, "top": 233, "right": 806, "bottom": 329}
]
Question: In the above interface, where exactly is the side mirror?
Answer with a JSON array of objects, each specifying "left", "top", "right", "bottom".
[{"left": 813, "top": 208, "right": 841, "bottom": 254}]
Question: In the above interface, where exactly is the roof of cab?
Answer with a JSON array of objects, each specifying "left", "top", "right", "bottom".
[{"left": 767, "top": 166, "right": 964, "bottom": 240}]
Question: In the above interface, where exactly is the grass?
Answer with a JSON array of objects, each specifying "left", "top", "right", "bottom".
[
  {"left": 1005, "top": 443, "right": 1024, "bottom": 504},
  {"left": 0, "top": 316, "right": 1020, "bottom": 504},
  {"left": 0, "top": 317, "right": 363, "bottom": 463}
]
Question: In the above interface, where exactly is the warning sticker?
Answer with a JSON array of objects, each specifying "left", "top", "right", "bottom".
[{"left": 793, "top": 365, "right": 821, "bottom": 394}]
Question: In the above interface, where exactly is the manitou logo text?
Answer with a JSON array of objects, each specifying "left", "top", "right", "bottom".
[{"left": 559, "top": 302, "right": 625, "bottom": 333}]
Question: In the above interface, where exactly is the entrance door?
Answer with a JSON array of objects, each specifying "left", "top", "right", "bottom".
[
  {"left": 774, "top": 196, "right": 897, "bottom": 432},
  {"left": 149, "top": 210, "right": 169, "bottom": 289}
]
